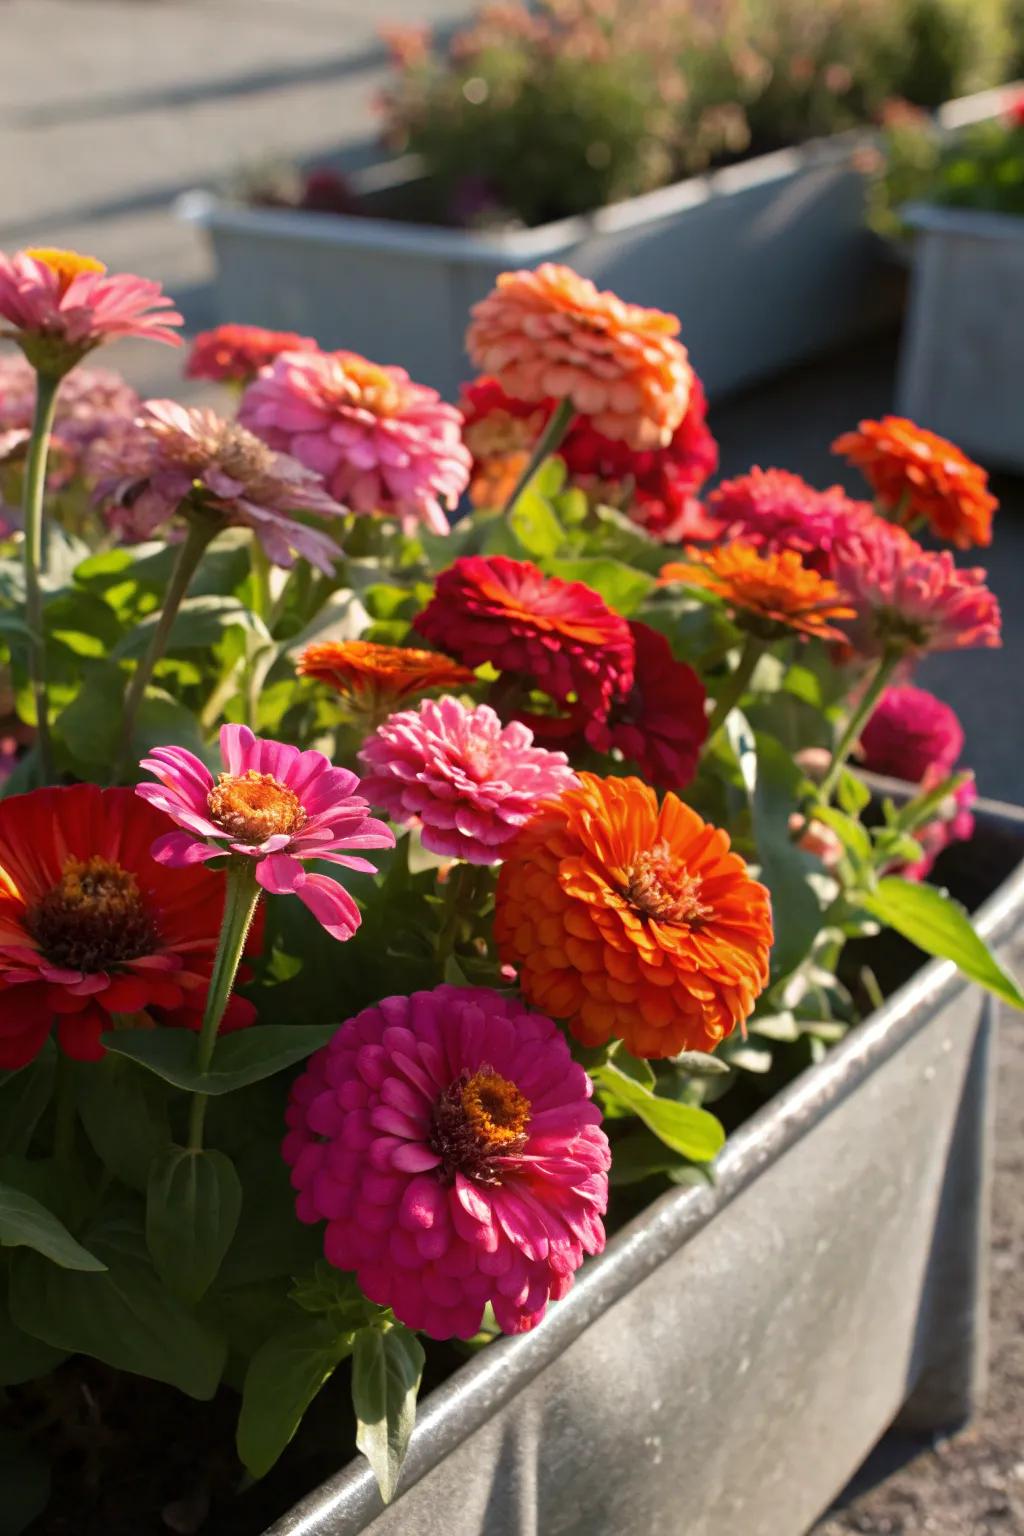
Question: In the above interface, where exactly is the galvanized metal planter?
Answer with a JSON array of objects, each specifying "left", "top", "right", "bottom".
[
  {"left": 897, "top": 202, "right": 1024, "bottom": 470},
  {"left": 265, "top": 798, "right": 1024, "bottom": 1536},
  {"left": 180, "top": 90, "right": 1006, "bottom": 405}
]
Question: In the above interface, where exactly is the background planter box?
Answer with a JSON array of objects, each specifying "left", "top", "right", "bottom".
[
  {"left": 180, "top": 90, "right": 1005, "bottom": 406},
  {"left": 897, "top": 202, "right": 1024, "bottom": 470},
  {"left": 265, "top": 797, "right": 1024, "bottom": 1536}
]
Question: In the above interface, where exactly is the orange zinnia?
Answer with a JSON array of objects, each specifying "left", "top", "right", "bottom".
[
  {"left": 465, "top": 264, "right": 692, "bottom": 451},
  {"left": 297, "top": 640, "right": 475, "bottom": 717},
  {"left": 494, "top": 774, "right": 773, "bottom": 1059},
  {"left": 832, "top": 415, "right": 997, "bottom": 549},
  {"left": 660, "top": 543, "right": 855, "bottom": 641}
]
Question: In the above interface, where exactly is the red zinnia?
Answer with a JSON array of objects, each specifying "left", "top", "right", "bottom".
[
  {"left": 415, "top": 555, "right": 634, "bottom": 717},
  {"left": 584, "top": 621, "right": 707, "bottom": 790},
  {"left": 186, "top": 324, "right": 318, "bottom": 386},
  {"left": 0, "top": 785, "right": 260, "bottom": 1069}
]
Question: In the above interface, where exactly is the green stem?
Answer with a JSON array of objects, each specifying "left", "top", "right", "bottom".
[
  {"left": 435, "top": 863, "right": 474, "bottom": 976},
  {"left": 188, "top": 858, "right": 262, "bottom": 1151},
  {"left": 500, "top": 398, "right": 575, "bottom": 516},
  {"left": 52, "top": 1048, "right": 76, "bottom": 1167},
  {"left": 22, "top": 373, "right": 61, "bottom": 783},
  {"left": 819, "top": 649, "right": 901, "bottom": 806},
  {"left": 703, "top": 633, "right": 765, "bottom": 748},
  {"left": 117, "top": 516, "right": 215, "bottom": 779}
]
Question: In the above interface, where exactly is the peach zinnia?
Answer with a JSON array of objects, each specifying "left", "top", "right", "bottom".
[
  {"left": 297, "top": 640, "right": 475, "bottom": 719},
  {"left": 832, "top": 416, "right": 997, "bottom": 549},
  {"left": 660, "top": 543, "right": 855, "bottom": 641},
  {"left": 494, "top": 774, "right": 773, "bottom": 1058},
  {"left": 466, "top": 264, "right": 692, "bottom": 450}
]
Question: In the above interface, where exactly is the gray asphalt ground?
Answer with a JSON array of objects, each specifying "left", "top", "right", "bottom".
[{"left": 4, "top": 4, "right": 1023, "bottom": 1531}]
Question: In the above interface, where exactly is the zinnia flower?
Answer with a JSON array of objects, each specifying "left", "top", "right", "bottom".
[
  {"left": 238, "top": 349, "right": 471, "bottom": 536},
  {"left": 660, "top": 544, "right": 855, "bottom": 641},
  {"left": 0, "top": 785, "right": 259, "bottom": 1070},
  {"left": 297, "top": 640, "right": 476, "bottom": 721},
  {"left": 857, "top": 684, "right": 964, "bottom": 783},
  {"left": 465, "top": 264, "right": 692, "bottom": 450},
  {"left": 583, "top": 621, "right": 707, "bottom": 790},
  {"left": 0, "top": 353, "right": 140, "bottom": 498},
  {"left": 283, "top": 983, "right": 609, "bottom": 1338},
  {"left": 494, "top": 774, "right": 773, "bottom": 1058},
  {"left": 136, "top": 725, "right": 394, "bottom": 942},
  {"left": 415, "top": 555, "right": 634, "bottom": 717},
  {"left": 186, "top": 324, "right": 317, "bottom": 385},
  {"left": 0, "top": 248, "right": 182, "bottom": 375},
  {"left": 358, "top": 696, "right": 578, "bottom": 864},
  {"left": 830, "top": 521, "right": 1001, "bottom": 657},
  {"left": 94, "top": 400, "right": 345, "bottom": 572},
  {"left": 832, "top": 416, "right": 997, "bottom": 549},
  {"left": 708, "top": 467, "right": 871, "bottom": 573}
]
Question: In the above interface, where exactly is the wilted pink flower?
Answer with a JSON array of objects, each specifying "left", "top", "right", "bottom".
[
  {"left": 94, "top": 400, "right": 346, "bottom": 572},
  {"left": 239, "top": 350, "right": 471, "bottom": 536},
  {"left": 283, "top": 983, "right": 609, "bottom": 1338},
  {"left": 583, "top": 621, "right": 707, "bottom": 790},
  {"left": 0, "top": 353, "right": 139, "bottom": 493},
  {"left": 0, "top": 248, "right": 182, "bottom": 374},
  {"left": 709, "top": 467, "right": 871, "bottom": 576},
  {"left": 359, "top": 696, "right": 578, "bottom": 863},
  {"left": 903, "top": 769, "right": 976, "bottom": 881},
  {"left": 136, "top": 724, "right": 394, "bottom": 941},
  {"left": 858, "top": 685, "right": 964, "bottom": 783},
  {"left": 831, "top": 522, "right": 1001, "bottom": 657}
]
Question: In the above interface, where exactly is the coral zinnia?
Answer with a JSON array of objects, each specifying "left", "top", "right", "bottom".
[
  {"left": 358, "top": 696, "right": 578, "bottom": 864},
  {"left": 465, "top": 264, "right": 692, "bottom": 450},
  {"left": 186, "top": 324, "right": 318, "bottom": 386},
  {"left": 238, "top": 349, "right": 471, "bottom": 535},
  {"left": 858, "top": 684, "right": 964, "bottom": 783},
  {"left": 494, "top": 774, "right": 773, "bottom": 1058},
  {"left": 830, "top": 521, "right": 1001, "bottom": 657},
  {"left": 297, "top": 640, "right": 476, "bottom": 720},
  {"left": 283, "top": 983, "right": 609, "bottom": 1338},
  {"left": 136, "top": 725, "right": 394, "bottom": 942},
  {"left": 832, "top": 416, "right": 997, "bottom": 549},
  {"left": 94, "top": 400, "right": 345, "bottom": 573},
  {"left": 708, "top": 467, "right": 871, "bottom": 574},
  {"left": 0, "top": 248, "right": 182, "bottom": 375},
  {"left": 415, "top": 555, "right": 634, "bottom": 716},
  {"left": 660, "top": 543, "right": 855, "bottom": 641},
  {"left": 584, "top": 621, "right": 707, "bottom": 790},
  {"left": 0, "top": 785, "right": 258, "bottom": 1069}
]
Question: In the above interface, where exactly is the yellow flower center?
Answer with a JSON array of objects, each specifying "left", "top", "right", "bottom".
[
  {"left": 207, "top": 770, "right": 307, "bottom": 845},
  {"left": 624, "top": 842, "right": 710, "bottom": 925},
  {"left": 337, "top": 355, "right": 405, "bottom": 417},
  {"left": 27, "top": 856, "right": 158, "bottom": 972},
  {"left": 431, "top": 1065, "right": 531, "bottom": 1185},
  {"left": 461, "top": 1070, "right": 531, "bottom": 1147},
  {"left": 25, "top": 248, "right": 107, "bottom": 295}
]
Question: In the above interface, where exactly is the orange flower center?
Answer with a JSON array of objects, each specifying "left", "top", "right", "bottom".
[
  {"left": 25, "top": 247, "right": 107, "bottom": 296},
  {"left": 624, "top": 843, "right": 711, "bottom": 925},
  {"left": 207, "top": 770, "right": 307, "bottom": 845},
  {"left": 431, "top": 1066, "right": 531, "bottom": 1185},
  {"left": 27, "top": 856, "right": 158, "bottom": 972},
  {"left": 335, "top": 355, "right": 406, "bottom": 417}
]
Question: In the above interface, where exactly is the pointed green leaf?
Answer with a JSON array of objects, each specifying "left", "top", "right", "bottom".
[
  {"left": 352, "top": 1323, "right": 425, "bottom": 1504},
  {"left": 0, "top": 1184, "right": 106, "bottom": 1271},
  {"left": 76, "top": 1052, "right": 170, "bottom": 1192},
  {"left": 146, "top": 1148, "right": 242, "bottom": 1302},
  {"left": 101, "top": 1025, "right": 337, "bottom": 1094},
  {"left": 237, "top": 1315, "right": 353, "bottom": 1479},
  {"left": 596, "top": 1064, "right": 725, "bottom": 1163}
]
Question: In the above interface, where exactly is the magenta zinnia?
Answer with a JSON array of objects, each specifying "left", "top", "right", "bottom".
[
  {"left": 239, "top": 349, "right": 471, "bottom": 535},
  {"left": 94, "top": 400, "right": 346, "bottom": 572},
  {"left": 584, "top": 620, "right": 707, "bottom": 790},
  {"left": 0, "top": 248, "right": 182, "bottom": 375},
  {"left": 358, "top": 696, "right": 578, "bottom": 864},
  {"left": 708, "top": 467, "right": 872, "bottom": 575},
  {"left": 283, "top": 983, "right": 610, "bottom": 1338},
  {"left": 858, "top": 684, "right": 965, "bottom": 783},
  {"left": 136, "top": 725, "right": 394, "bottom": 941}
]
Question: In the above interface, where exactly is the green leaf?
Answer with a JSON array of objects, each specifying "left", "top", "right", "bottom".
[
  {"left": 608, "top": 1128, "right": 698, "bottom": 1187},
  {"left": 9, "top": 1213, "right": 226, "bottom": 1399},
  {"left": 751, "top": 733, "right": 824, "bottom": 976},
  {"left": 610, "top": 1046, "right": 656, "bottom": 1090},
  {"left": 595, "top": 1063, "right": 725, "bottom": 1163},
  {"left": 507, "top": 490, "right": 566, "bottom": 558},
  {"left": 0, "top": 1184, "right": 106, "bottom": 1271},
  {"left": 811, "top": 804, "right": 872, "bottom": 864},
  {"left": 0, "top": 1429, "right": 50, "bottom": 1536},
  {"left": 859, "top": 877, "right": 1024, "bottom": 1011},
  {"left": 0, "top": 1286, "right": 68, "bottom": 1385},
  {"left": 237, "top": 1314, "right": 353, "bottom": 1479},
  {"left": 547, "top": 557, "right": 653, "bottom": 615},
  {"left": 146, "top": 1148, "right": 242, "bottom": 1302},
  {"left": 102, "top": 1025, "right": 337, "bottom": 1094},
  {"left": 76, "top": 1052, "right": 170, "bottom": 1192},
  {"left": 111, "top": 595, "right": 269, "bottom": 660},
  {"left": 53, "top": 663, "right": 123, "bottom": 770},
  {"left": 671, "top": 1050, "right": 731, "bottom": 1077},
  {"left": 0, "top": 1046, "right": 55, "bottom": 1158},
  {"left": 352, "top": 1322, "right": 425, "bottom": 1504},
  {"left": 836, "top": 769, "right": 871, "bottom": 817}
]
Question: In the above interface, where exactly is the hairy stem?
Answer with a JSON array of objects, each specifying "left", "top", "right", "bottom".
[
  {"left": 819, "top": 649, "right": 901, "bottom": 805},
  {"left": 188, "top": 858, "right": 262, "bottom": 1151},
  {"left": 703, "top": 633, "right": 765, "bottom": 749},
  {"left": 500, "top": 397, "right": 575, "bottom": 516},
  {"left": 21, "top": 372, "right": 61, "bottom": 782}
]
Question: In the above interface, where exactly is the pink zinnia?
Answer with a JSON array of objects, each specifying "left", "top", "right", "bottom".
[
  {"left": 358, "top": 696, "right": 578, "bottom": 864},
  {"left": 0, "top": 248, "right": 182, "bottom": 375},
  {"left": 584, "top": 621, "right": 707, "bottom": 790},
  {"left": 709, "top": 467, "right": 872, "bottom": 576},
  {"left": 94, "top": 400, "right": 346, "bottom": 572},
  {"left": 186, "top": 324, "right": 318, "bottom": 386},
  {"left": 0, "top": 353, "right": 139, "bottom": 493},
  {"left": 858, "top": 684, "right": 964, "bottom": 783},
  {"left": 239, "top": 349, "right": 471, "bottom": 536},
  {"left": 831, "top": 521, "right": 1001, "bottom": 657},
  {"left": 283, "top": 983, "right": 610, "bottom": 1338},
  {"left": 136, "top": 724, "right": 395, "bottom": 941}
]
